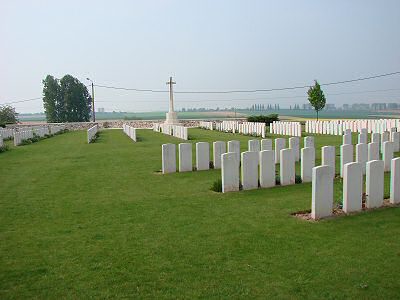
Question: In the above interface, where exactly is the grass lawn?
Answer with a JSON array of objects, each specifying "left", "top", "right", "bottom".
[{"left": 0, "top": 129, "right": 399, "bottom": 298}]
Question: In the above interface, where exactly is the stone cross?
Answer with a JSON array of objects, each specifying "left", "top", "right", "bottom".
[
  {"left": 166, "top": 76, "right": 176, "bottom": 113},
  {"left": 165, "top": 76, "right": 179, "bottom": 125}
]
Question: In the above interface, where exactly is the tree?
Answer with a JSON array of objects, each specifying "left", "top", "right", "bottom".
[
  {"left": 43, "top": 75, "right": 61, "bottom": 123},
  {"left": 42, "top": 74, "right": 92, "bottom": 122},
  {"left": 307, "top": 80, "right": 326, "bottom": 120},
  {"left": 0, "top": 105, "right": 19, "bottom": 127}
]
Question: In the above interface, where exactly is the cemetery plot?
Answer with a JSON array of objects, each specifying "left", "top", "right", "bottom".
[
  {"left": 153, "top": 123, "right": 188, "bottom": 140},
  {"left": 0, "top": 128, "right": 399, "bottom": 299},
  {"left": 199, "top": 120, "right": 266, "bottom": 137}
]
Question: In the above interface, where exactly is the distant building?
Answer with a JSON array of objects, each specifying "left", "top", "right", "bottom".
[
  {"left": 387, "top": 103, "right": 399, "bottom": 110},
  {"left": 325, "top": 104, "right": 336, "bottom": 110},
  {"left": 371, "top": 103, "right": 387, "bottom": 111},
  {"left": 302, "top": 103, "right": 312, "bottom": 110},
  {"left": 351, "top": 103, "right": 370, "bottom": 110}
]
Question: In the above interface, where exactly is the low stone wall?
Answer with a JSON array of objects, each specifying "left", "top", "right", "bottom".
[
  {"left": 7, "top": 120, "right": 201, "bottom": 131},
  {"left": 7, "top": 119, "right": 248, "bottom": 131},
  {"left": 7, "top": 118, "right": 252, "bottom": 131}
]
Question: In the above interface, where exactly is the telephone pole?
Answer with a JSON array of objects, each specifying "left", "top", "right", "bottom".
[{"left": 86, "top": 78, "right": 96, "bottom": 122}]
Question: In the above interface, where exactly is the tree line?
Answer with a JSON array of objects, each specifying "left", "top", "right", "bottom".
[{"left": 42, "top": 75, "right": 92, "bottom": 123}]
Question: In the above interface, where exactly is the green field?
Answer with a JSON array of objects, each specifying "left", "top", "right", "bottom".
[
  {"left": 19, "top": 109, "right": 400, "bottom": 122},
  {"left": 1, "top": 129, "right": 399, "bottom": 298}
]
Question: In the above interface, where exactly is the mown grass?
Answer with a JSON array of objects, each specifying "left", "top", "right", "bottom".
[{"left": 0, "top": 129, "right": 399, "bottom": 299}]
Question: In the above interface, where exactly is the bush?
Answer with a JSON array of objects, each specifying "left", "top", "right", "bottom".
[
  {"left": 295, "top": 175, "right": 302, "bottom": 184},
  {"left": 247, "top": 114, "right": 279, "bottom": 125},
  {"left": 210, "top": 178, "right": 222, "bottom": 192},
  {"left": 0, "top": 144, "right": 9, "bottom": 153}
]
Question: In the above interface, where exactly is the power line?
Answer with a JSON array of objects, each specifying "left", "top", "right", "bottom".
[
  {"left": 94, "top": 87, "right": 400, "bottom": 104},
  {"left": 0, "top": 97, "right": 42, "bottom": 105},
  {"left": 94, "top": 71, "right": 400, "bottom": 94},
  {"left": 2, "top": 71, "right": 400, "bottom": 105},
  {"left": 94, "top": 84, "right": 168, "bottom": 93}
]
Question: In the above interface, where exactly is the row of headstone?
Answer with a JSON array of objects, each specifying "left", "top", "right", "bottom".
[
  {"left": 87, "top": 125, "right": 98, "bottom": 143},
  {"left": 221, "top": 145, "right": 315, "bottom": 193},
  {"left": 122, "top": 124, "right": 137, "bottom": 142},
  {"left": 312, "top": 157, "right": 400, "bottom": 219},
  {"left": 13, "top": 125, "right": 57, "bottom": 146},
  {"left": 247, "top": 136, "right": 308, "bottom": 164},
  {"left": 270, "top": 121, "right": 302, "bottom": 137},
  {"left": 212, "top": 121, "right": 266, "bottom": 137},
  {"left": 306, "top": 119, "right": 400, "bottom": 135},
  {"left": 162, "top": 136, "right": 315, "bottom": 175},
  {"left": 199, "top": 121, "right": 214, "bottom": 130},
  {"left": 14, "top": 130, "right": 34, "bottom": 146},
  {"left": 342, "top": 130, "right": 400, "bottom": 153},
  {"left": 340, "top": 141, "right": 395, "bottom": 177},
  {"left": 0, "top": 128, "right": 15, "bottom": 139},
  {"left": 162, "top": 140, "right": 229, "bottom": 174},
  {"left": 153, "top": 123, "right": 188, "bottom": 140},
  {"left": 0, "top": 135, "right": 3, "bottom": 148}
]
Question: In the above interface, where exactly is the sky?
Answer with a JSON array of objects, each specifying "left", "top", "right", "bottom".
[{"left": 1, "top": 0, "right": 399, "bottom": 113}]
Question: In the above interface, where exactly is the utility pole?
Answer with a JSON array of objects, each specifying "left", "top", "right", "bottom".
[{"left": 86, "top": 78, "right": 96, "bottom": 122}]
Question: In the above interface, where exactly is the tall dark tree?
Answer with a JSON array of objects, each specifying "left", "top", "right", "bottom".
[
  {"left": 307, "top": 80, "right": 326, "bottom": 120},
  {"left": 0, "top": 105, "right": 19, "bottom": 127},
  {"left": 42, "top": 74, "right": 92, "bottom": 122},
  {"left": 43, "top": 75, "right": 61, "bottom": 122}
]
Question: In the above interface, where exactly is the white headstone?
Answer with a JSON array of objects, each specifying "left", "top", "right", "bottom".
[
  {"left": 259, "top": 150, "right": 275, "bottom": 188},
  {"left": 358, "top": 133, "right": 367, "bottom": 144},
  {"left": 248, "top": 139, "right": 260, "bottom": 152},
  {"left": 391, "top": 132, "right": 400, "bottom": 152},
  {"left": 275, "top": 138, "right": 286, "bottom": 164},
  {"left": 162, "top": 143, "right": 176, "bottom": 174},
  {"left": 179, "top": 143, "right": 192, "bottom": 172},
  {"left": 322, "top": 146, "right": 336, "bottom": 175},
  {"left": 355, "top": 143, "right": 368, "bottom": 175},
  {"left": 382, "top": 141, "right": 393, "bottom": 172},
  {"left": 289, "top": 137, "right": 300, "bottom": 162},
  {"left": 213, "top": 141, "right": 226, "bottom": 169},
  {"left": 340, "top": 144, "right": 353, "bottom": 177},
  {"left": 381, "top": 132, "right": 389, "bottom": 153},
  {"left": 196, "top": 142, "right": 210, "bottom": 171},
  {"left": 390, "top": 157, "right": 400, "bottom": 204},
  {"left": 311, "top": 165, "right": 334, "bottom": 219},
  {"left": 301, "top": 147, "right": 315, "bottom": 183},
  {"left": 304, "top": 136, "right": 314, "bottom": 148},
  {"left": 368, "top": 142, "right": 380, "bottom": 161},
  {"left": 280, "top": 149, "right": 295, "bottom": 186},
  {"left": 261, "top": 139, "right": 272, "bottom": 151},
  {"left": 371, "top": 132, "right": 380, "bottom": 144},
  {"left": 366, "top": 160, "right": 384, "bottom": 208},
  {"left": 228, "top": 140, "right": 240, "bottom": 162},
  {"left": 343, "top": 162, "right": 362, "bottom": 213},
  {"left": 221, "top": 152, "right": 239, "bottom": 193},
  {"left": 241, "top": 151, "right": 259, "bottom": 190},
  {"left": 343, "top": 133, "right": 352, "bottom": 145}
]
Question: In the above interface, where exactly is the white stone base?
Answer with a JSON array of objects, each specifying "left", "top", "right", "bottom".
[{"left": 165, "top": 112, "right": 179, "bottom": 125}]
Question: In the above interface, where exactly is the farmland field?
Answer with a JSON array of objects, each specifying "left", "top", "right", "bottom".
[{"left": 0, "top": 129, "right": 399, "bottom": 298}]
